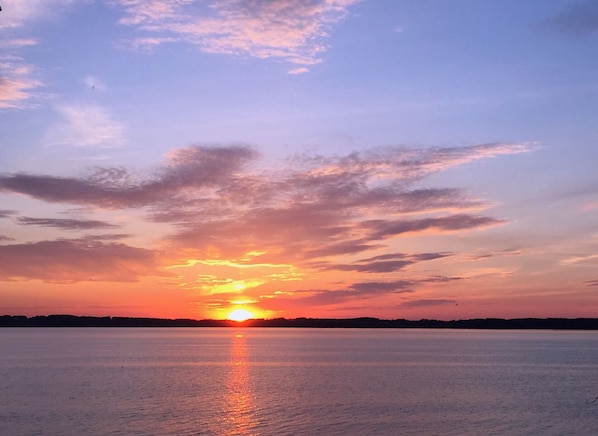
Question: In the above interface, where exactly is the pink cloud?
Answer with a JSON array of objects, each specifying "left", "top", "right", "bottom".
[
  {"left": 0, "top": 59, "right": 41, "bottom": 109},
  {"left": 1, "top": 142, "right": 529, "bottom": 287},
  {"left": 115, "top": 0, "right": 361, "bottom": 66}
]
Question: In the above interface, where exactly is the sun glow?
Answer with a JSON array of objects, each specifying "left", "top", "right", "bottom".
[{"left": 228, "top": 308, "right": 254, "bottom": 322}]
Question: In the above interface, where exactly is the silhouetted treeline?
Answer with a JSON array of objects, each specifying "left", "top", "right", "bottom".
[{"left": 1, "top": 315, "right": 598, "bottom": 329}]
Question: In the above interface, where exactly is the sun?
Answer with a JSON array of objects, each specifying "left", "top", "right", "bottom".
[{"left": 228, "top": 308, "right": 253, "bottom": 322}]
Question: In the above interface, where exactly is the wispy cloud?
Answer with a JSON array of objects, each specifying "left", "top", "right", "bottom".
[
  {"left": 82, "top": 75, "right": 107, "bottom": 92},
  {"left": 113, "top": 0, "right": 361, "bottom": 69},
  {"left": 0, "top": 145, "right": 256, "bottom": 207},
  {"left": 0, "top": 209, "right": 17, "bottom": 218},
  {"left": 325, "top": 252, "right": 454, "bottom": 273},
  {"left": 288, "top": 67, "right": 310, "bottom": 75},
  {"left": 0, "top": 1, "right": 81, "bottom": 108},
  {"left": 0, "top": 38, "right": 38, "bottom": 49},
  {"left": 0, "top": 0, "right": 80, "bottom": 30},
  {"left": 256, "top": 275, "right": 464, "bottom": 309},
  {"left": 0, "top": 142, "right": 530, "bottom": 285},
  {"left": 560, "top": 253, "right": 598, "bottom": 265},
  {"left": 365, "top": 214, "right": 503, "bottom": 239},
  {"left": 17, "top": 217, "right": 120, "bottom": 230},
  {"left": 0, "top": 57, "right": 42, "bottom": 109},
  {"left": 400, "top": 298, "right": 457, "bottom": 308},
  {"left": 45, "top": 103, "right": 126, "bottom": 148}
]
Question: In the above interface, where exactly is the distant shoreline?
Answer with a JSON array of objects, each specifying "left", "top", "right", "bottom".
[{"left": 1, "top": 315, "right": 598, "bottom": 330}]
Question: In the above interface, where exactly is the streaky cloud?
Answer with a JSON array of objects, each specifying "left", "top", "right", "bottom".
[
  {"left": 1, "top": 142, "right": 525, "bottom": 277},
  {"left": 17, "top": 217, "right": 120, "bottom": 230},
  {"left": 326, "top": 252, "right": 454, "bottom": 274},
  {"left": 365, "top": 214, "right": 503, "bottom": 239},
  {"left": 0, "top": 238, "right": 165, "bottom": 283},
  {"left": 400, "top": 298, "right": 457, "bottom": 308},
  {"left": 350, "top": 280, "right": 414, "bottom": 293},
  {"left": 0, "top": 144, "right": 257, "bottom": 207},
  {"left": 0, "top": 209, "right": 17, "bottom": 218},
  {"left": 333, "top": 259, "right": 414, "bottom": 273},
  {"left": 0, "top": 58, "right": 42, "bottom": 109}
]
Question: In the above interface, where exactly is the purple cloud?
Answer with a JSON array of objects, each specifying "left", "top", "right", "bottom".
[
  {"left": 0, "top": 239, "right": 165, "bottom": 283},
  {"left": 17, "top": 217, "right": 119, "bottom": 230},
  {"left": 0, "top": 143, "right": 526, "bottom": 281},
  {"left": 400, "top": 299, "right": 457, "bottom": 308},
  {"left": 366, "top": 214, "right": 503, "bottom": 239},
  {"left": 0, "top": 145, "right": 257, "bottom": 208}
]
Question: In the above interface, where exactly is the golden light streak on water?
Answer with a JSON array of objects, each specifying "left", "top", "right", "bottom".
[{"left": 222, "top": 333, "right": 258, "bottom": 435}]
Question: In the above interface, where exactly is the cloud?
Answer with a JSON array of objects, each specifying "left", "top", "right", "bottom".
[
  {"left": 1, "top": 142, "right": 528, "bottom": 272},
  {"left": 288, "top": 67, "right": 310, "bottom": 75},
  {"left": 266, "top": 280, "right": 413, "bottom": 307},
  {"left": 560, "top": 253, "right": 598, "bottom": 265},
  {"left": 82, "top": 75, "right": 107, "bottom": 92},
  {"left": 326, "top": 252, "right": 454, "bottom": 273},
  {"left": 400, "top": 299, "right": 457, "bottom": 308},
  {"left": 0, "top": 144, "right": 257, "bottom": 207},
  {"left": 0, "top": 0, "right": 80, "bottom": 30},
  {"left": 0, "top": 57, "right": 42, "bottom": 109},
  {"left": 17, "top": 217, "right": 120, "bottom": 230},
  {"left": 333, "top": 259, "right": 414, "bottom": 273},
  {"left": 0, "top": 1, "right": 81, "bottom": 108},
  {"left": 365, "top": 214, "right": 504, "bottom": 240},
  {"left": 45, "top": 104, "right": 126, "bottom": 148},
  {"left": 584, "top": 279, "right": 598, "bottom": 288},
  {"left": 0, "top": 39, "right": 38, "bottom": 49},
  {"left": 258, "top": 276, "right": 463, "bottom": 309},
  {"left": 0, "top": 209, "right": 16, "bottom": 218},
  {"left": 113, "top": 0, "right": 361, "bottom": 66},
  {"left": 545, "top": 1, "right": 598, "bottom": 36},
  {"left": 349, "top": 280, "right": 414, "bottom": 293},
  {"left": 0, "top": 238, "right": 165, "bottom": 283}
]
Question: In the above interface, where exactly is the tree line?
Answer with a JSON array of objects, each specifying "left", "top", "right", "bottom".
[{"left": 1, "top": 315, "right": 598, "bottom": 329}]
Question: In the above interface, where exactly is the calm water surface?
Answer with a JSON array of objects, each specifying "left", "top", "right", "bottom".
[{"left": 1, "top": 328, "right": 597, "bottom": 435}]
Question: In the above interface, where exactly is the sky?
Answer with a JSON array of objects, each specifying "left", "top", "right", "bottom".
[{"left": 1, "top": 0, "right": 597, "bottom": 321}]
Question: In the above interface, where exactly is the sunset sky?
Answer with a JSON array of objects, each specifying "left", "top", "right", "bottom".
[{"left": 1, "top": 0, "right": 597, "bottom": 320}]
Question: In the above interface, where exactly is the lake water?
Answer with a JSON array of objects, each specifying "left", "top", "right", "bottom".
[{"left": 1, "top": 328, "right": 597, "bottom": 435}]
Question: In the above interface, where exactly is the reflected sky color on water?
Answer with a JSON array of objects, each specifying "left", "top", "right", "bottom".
[{"left": 1, "top": 328, "right": 597, "bottom": 435}]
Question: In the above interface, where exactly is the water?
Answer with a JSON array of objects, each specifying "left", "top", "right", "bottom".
[{"left": 1, "top": 328, "right": 597, "bottom": 435}]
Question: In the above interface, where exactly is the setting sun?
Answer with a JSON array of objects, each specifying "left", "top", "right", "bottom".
[{"left": 228, "top": 309, "right": 253, "bottom": 322}]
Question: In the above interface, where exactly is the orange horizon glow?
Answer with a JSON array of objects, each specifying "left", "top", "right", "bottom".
[{"left": 2, "top": 2, "right": 597, "bottom": 322}]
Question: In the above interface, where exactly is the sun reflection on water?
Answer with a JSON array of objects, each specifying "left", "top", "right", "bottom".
[{"left": 223, "top": 332, "right": 258, "bottom": 435}]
